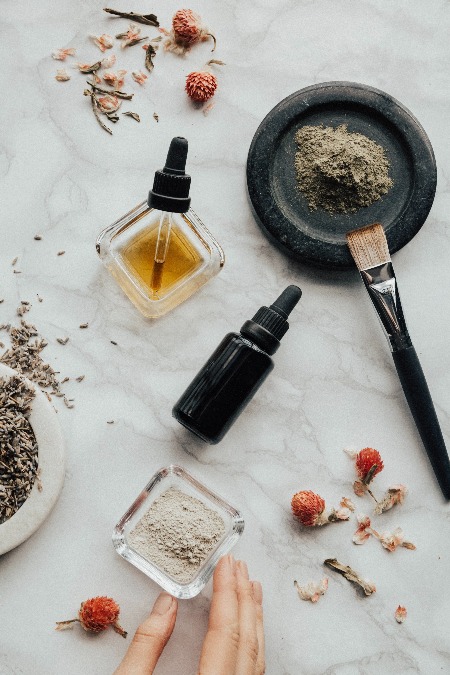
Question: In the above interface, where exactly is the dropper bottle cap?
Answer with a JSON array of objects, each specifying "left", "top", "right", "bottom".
[
  {"left": 240, "top": 285, "right": 302, "bottom": 355},
  {"left": 148, "top": 137, "right": 191, "bottom": 213}
]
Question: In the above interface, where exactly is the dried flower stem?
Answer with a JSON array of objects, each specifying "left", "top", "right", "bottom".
[
  {"left": 84, "top": 89, "right": 113, "bottom": 135},
  {"left": 55, "top": 619, "right": 80, "bottom": 630},
  {"left": 103, "top": 8, "right": 159, "bottom": 26},
  {"left": 87, "top": 81, "right": 134, "bottom": 100},
  {"left": 324, "top": 558, "right": 376, "bottom": 596}
]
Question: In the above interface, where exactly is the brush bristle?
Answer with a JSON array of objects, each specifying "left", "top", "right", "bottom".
[{"left": 346, "top": 223, "right": 391, "bottom": 271}]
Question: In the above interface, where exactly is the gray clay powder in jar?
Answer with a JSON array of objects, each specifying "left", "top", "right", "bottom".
[{"left": 128, "top": 487, "right": 226, "bottom": 583}]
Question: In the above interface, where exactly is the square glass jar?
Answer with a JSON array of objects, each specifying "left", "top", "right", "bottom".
[
  {"left": 112, "top": 465, "right": 244, "bottom": 599},
  {"left": 96, "top": 202, "right": 225, "bottom": 318}
]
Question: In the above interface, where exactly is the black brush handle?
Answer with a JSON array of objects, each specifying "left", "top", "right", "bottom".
[{"left": 392, "top": 345, "right": 450, "bottom": 499}]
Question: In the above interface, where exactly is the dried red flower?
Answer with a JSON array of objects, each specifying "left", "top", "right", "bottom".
[
  {"left": 173, "top": 9, "right": 201, "bottom": 44},
  {"left": 55, "top": 596, "right": 127, "bottom": 638},
  {"left": 291, "top": 490, "right": 325, "bottom": 526},
  {"left": 355, "top": 447, "right": 384, "bottom": 482},
  {"left": 185, "top": 71, "right": 217, "bottom": 102},
  {"left": 165, "top": 9, "right": 216, "bottom": 54}
]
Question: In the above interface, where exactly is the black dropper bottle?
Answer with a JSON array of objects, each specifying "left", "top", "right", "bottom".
[{"left": 172, "top": 285, "right": 302, "bottom": 444}]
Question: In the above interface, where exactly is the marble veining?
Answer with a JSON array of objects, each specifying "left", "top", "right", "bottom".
[{"left": 1, "top": 0, "right": 450, "bottom": 673}]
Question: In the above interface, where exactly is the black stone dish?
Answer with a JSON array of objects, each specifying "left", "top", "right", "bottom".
[{"left": 246, "top": 82, "right": 437, "bottom": 269}]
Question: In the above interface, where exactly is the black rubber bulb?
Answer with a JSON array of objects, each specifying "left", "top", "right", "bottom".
[
  {"left": 163, "top": 137, "right": 188, "bottom": 175},
  {"left": 270, "top": 285, "right": 302, "bottom": 319}
]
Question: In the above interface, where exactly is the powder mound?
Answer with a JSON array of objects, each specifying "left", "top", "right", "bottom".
[
  {"left": 294, "top": 124, "right": 393, "bottom": 214},
  {"left": 128, "top": 487, "right": 226, "bottom": 583}
]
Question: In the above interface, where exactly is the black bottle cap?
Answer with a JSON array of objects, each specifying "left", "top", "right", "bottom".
[
  {"left": 240, "top": 285, "right": 302, "bottom": 355},
  {"left": 148, "top": 137, "right": 192, "bottom": 213}
]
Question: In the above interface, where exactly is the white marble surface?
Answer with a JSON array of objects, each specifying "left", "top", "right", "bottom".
[{"left": 1, "top": 0, "right": 450, "bottom": 673}]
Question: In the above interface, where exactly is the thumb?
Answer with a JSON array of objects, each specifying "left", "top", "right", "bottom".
[{"left": 114, "top": 593, "right": 178, "bottom": 675}]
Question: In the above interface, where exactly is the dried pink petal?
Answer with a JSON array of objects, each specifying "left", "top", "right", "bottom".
[
  {"left": 55, "top": 69, "right": 71, "bottom": 82},
  {"left": 375, "top": 485, "right": 408, "bottom": 515},
  {"left": 332, "top": 507, "right": 351, "bottom": 521},
  {"left": 353, "top": 514, "right": 374, "bottom": 544},
  {"left": 340, "top": 496, "right": 355, "bottom": 511},
  {"left": 343, "top": 446, "right": 358, "bottom": 459},
  {"left": 101, "top": 54, "right": 117, "bottom": 69},
  {"left": 103, "top": 69, "right": 127, "bottom": 89},
  {"left": 395, "top": 605, "right": 407, "bottom": 623},
  {"left": 353, "top": 479, "right": 366, "bottom": 497},
  {"left": 294, "top": 578, "right": 328, "bottom": 603},
  {"left": 97, "top": 95, "right": 121, "bottom": 113},
  {"left": 52, "top": 48, "right": 76, "bottom": 61},
  {"left": 90, "top": 34, "right": 114, "bottom": 52},
  {"left": 131, "top": 70, "right": 148, "bottom": 85},
  {"left": 379, "top": 527, "right": 416, "bottom": 552},
  {"left": 118, "top": 24, "right": 144, "bottom": 48}
]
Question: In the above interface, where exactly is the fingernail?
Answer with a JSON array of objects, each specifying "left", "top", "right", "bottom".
[
  {"left": 152, "top": 593, "right": 173, "bottom": 615},
  {"left": 251, "top": 581, "right": 263, "bottom": 604},
  {"left": 236, "top": 560, "right": 249, "bottom": 579}
]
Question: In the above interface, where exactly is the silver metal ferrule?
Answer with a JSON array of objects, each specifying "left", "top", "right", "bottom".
[{"left": 360, "top": 261, "right": 412, "bottom": 351}]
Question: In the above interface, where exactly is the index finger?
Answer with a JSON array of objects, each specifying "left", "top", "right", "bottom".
[{"left": 198, "top": 555, "right": 239, "bottom": 675}]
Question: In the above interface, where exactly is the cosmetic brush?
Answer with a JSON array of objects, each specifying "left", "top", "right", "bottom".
[{"left": 346, "top": 223, "right": 450, "bottom": 499}]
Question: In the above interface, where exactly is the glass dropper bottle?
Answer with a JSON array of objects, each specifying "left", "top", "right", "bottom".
[{"left": 96, "top": 137, "right": 225, "bottom": 318}]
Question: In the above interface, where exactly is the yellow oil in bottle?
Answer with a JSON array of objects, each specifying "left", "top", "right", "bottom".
[{"left": 120, "top": 224, "right": 202, "bottom": 297}]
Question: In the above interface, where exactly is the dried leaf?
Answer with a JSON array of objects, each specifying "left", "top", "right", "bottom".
[
  {"left": 324, "top": 558, "right": 376, "bottom": 596},
  {"left": 78, "top": 61, "right": 102, "bottom": 74},
  {"left": 103, "top": 8, "right": 159, "bottom": 27},
  {"left": 122, "top": 112, "right": 140, "bottom": 122},
  {"left": 144, "top": 44, "right": 157, "bottom": 72},
  {"left": 88, "top": 81, "right": 133, "bottom": 100}
]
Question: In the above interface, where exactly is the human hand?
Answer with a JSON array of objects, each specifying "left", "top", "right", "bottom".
[
  {"left": 198, "top": 555, "right": 265, "bottom": 674},
  {"left": 114, "top": 555, "right": 265, "bottom": 675}
]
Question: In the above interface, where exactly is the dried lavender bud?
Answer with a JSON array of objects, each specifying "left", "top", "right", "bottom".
[
  {"left": 0, "top": 319, "right": 70, "bottom": 404},
  {"left": 0, "top": 375, "right": 38, "bottom": 524}
]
